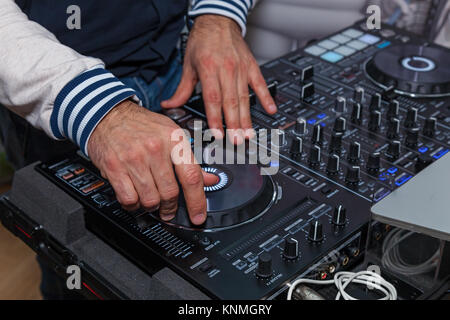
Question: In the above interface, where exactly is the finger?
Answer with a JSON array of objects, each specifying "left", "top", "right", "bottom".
[
  {"left": 202, "top": 171, "right": 219, "bottom": 186},
  {"left": 161, "top": 65, "right": 197, "bottom": 109},
  {"left": 248, "top": 62, "right": 277, "bottom": 115},
  {"left": 149, "top": 153, "right": 180, "bottom": 221},
  {"left": 126, "top": 161, "right": 161, "bottom": 213},
  {"left": 171, "top": 141, "right": 207, "bottom": 225},
  {"left": 237, "top": 68, "right": 254, "bottom": 139},
  {"left": 107, "top": 172, "right": 140, "bottom": 212},
  {"left": 199, "top": 72, "right": 224, "bottom": 139},
  {"left": 176, "top": 163, "right": 207, "bottom": 225},
  {"left": 219, "top": 64, "right": 243, "bottom": 145}
]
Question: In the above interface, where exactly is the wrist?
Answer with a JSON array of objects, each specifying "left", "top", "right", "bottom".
[{"left": 193, "top": 14, "right": 242, "bottom": 35}]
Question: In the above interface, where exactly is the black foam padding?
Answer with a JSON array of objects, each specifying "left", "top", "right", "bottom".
[
  {"left": 68, "top": 231, "right": 154, "bottom": 299},
  {"left": 151, "top": 268, "right": 210, "bottom": 300},
  {"left": 10, "top": 162, "right": 86, "bottom": 245}
]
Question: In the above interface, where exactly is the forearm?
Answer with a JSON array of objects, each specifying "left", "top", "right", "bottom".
[{"left": 0, "top": 0, "right": 137, "bottom": 156}]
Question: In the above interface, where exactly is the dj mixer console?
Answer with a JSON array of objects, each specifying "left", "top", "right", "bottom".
[{"left": 36, "top": 20, "right": 450, "bottom": 299}]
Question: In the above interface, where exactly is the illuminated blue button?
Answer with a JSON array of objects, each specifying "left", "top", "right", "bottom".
[
  {"left": 418, "top": 146, "right": 428, "bottom": 153},
  {"left": 305, "top": 45, "right": 327, "bottom": 56},
  {"left": 320, "top": 122, "right": 326, "bottom": 127},
  {"left": 342, "top": 28, "right": 363, "bottom": 38},
  {"left": 320, "top": 51, "right": 344, "bottom": 63},
  {"left": 307, "top": 118, "right": 317, "bottom": 124},
  {"left": 270, "top": 161, "right": 279, "bottom": 167},
  {"left": 387, "top": 167, "right": 398, "bottom": 174},
  {"left": 317, "top": 39, "right": 339, "bottom": 50},
  {"left": 377, "top": 41, "right": 391, "bottom": 48},
  {"left": 317, "top": 113, "right": 326, "bottom": 119},
  {"left": 359, "top": 34, "right": 380, "bottom": 44},
  {"left": 395, "top": 175, "right": 412, "bottom": 186},
  {"left": 433, "top": 149, "right": 449, "bottom": 159}
]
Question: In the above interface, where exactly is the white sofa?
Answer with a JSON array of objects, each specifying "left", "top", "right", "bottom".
[{"left": 245, "top": 0, "right": 366, "bottom": 63}]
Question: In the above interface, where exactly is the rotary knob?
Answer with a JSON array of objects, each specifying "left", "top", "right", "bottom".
[
  {"left": 272, "top": 129, "right": 286, "bottom": 147},
  {"left": 351, "top": 102, "right": 362, "bottom": 124},
  {"left": 283, "top": 238, "right": 299, "bottom": 260},
  {"left": 387, "top": 118, "right": 400, "bottom": 139},
  {"left": 334, "top": 96, "right": 347, "bottom": 113},
  {"left": 345, "top": 166, "right": 360, "bottom": 184},
  {"left": 423, "top": 117, "right": 436, "bottom": 137},
  {"left": 368, "top": 111, "right": 381, "bottom": 132},
  {"left": 387, "top": 100, "right": 399, "bottom": 119},
  {"left": 309, "top": 145, "right": 321, "bottom": 167},
  {"left": 369, "top": 93, "right": 381, "bottom": 112},
  {"left": 333, "top": 117, "right": 347, "bottom": 133},
  {"left": 387, "top": 140, "right": 401, "bottom": 159},
  {"left": 367, "top": 152, "right": 381, "bottom": 174},
  {"left": 348, "top": 142, "right": 361, "bottom": 164},
  {"left": 290, "top": 136, "right": 303, "bottom": 161},
  {"left": 404, "top": 107, "right": 418, "bottom": 128},
  {"left": 329, "top": 132, "right": 343, "bottom": 154},
  {"left": 405, "top": 127, "right": 419, "bottom": 148},
  {"left": 311, "top": 124, "right": 324, "bottom": 146},
  {"left": 308, "top": 220, "right": 324, "bottom": 242},
  {"left": 353, "top": 86, "right": 365, "bottom": 104},
  {"left": 294, "top": 117, "right": 307, "bottom": 136},
  {"left": 256, "top": 252, "right": 273, "bottom": 278},
  {"left": 326, "top": 154, "right": 340, "bottom": 175},
  {"left": 332, "top": 205, "right": 347, "bottom": 226}
]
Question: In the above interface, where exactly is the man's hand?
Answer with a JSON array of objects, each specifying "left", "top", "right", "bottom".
[
  {"left": 161, "top": 15, "right": 277, "bottom": 144},
  {"left": 87, "top": 101, "right": 218, "bottom": 225}
]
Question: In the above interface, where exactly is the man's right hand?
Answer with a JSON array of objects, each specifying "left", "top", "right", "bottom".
[{"left": 87, "top": 101, "right": 218, "bottom": 225}]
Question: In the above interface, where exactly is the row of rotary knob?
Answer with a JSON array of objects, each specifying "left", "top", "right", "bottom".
[{"left": 256, "top": 205, "right": 347, "bottom": 278}]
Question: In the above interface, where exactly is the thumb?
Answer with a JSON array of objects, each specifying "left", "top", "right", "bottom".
[
  {"left": 202, "top": 171, "right": 219, "bottom": 186},
  {"left": 161, "top": 67, "right": 197, "bottom": 109}
]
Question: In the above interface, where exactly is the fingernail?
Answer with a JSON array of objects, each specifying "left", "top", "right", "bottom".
[
  {"left": 244, "top": 128, "right": 256, "bottom": 139},
  {"left": 192, "top": 213, "right": 206, "bottom": 225},
  {"left": 213, "top": 129, "right": 224, "bottom": 140},
  {"left": 148, "top": 204, "right": 160, "bottom": 212},
  {"left": 161, "top": 213, "right": 175, "bottom": 221},
  {"left": 267, "top": 104, "right": 277, "bottom": 113}
]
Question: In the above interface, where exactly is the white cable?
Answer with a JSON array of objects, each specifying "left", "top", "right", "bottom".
[
  {"left": 381, "top": 228, "right": 440, "bottom": 276},
  {"left": 286, "top": 271, "right": 397, "bottom": 300}
]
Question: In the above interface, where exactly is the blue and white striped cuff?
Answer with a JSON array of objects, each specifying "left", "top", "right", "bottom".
[
  {"left": 50, "top": 67, "right": 138, "bottom": 157},
  {"left": 189, "top": 0, "right": 255, "bottom": 36}
]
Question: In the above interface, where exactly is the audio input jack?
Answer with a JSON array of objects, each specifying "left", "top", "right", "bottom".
[
  {"left": 347, "top": 247, "right": 360, "bottom": 257},
  {"left": 328, "top": 264, "right": 336, "bottom": 274},
  {"left": 339, "top": 255, "right": 349, "bottom": 266}
]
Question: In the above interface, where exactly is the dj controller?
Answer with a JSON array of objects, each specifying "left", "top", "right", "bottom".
[{"left": 36, "top": 20, "right": 450, "bottom": 299}]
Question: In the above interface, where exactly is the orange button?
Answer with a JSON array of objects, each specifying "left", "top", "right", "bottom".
[
  {"left": 74, "top": 167, "right": 85, "bottom": 175},
  {"left": 81, "top": 181, "right": 105, "bottom": 194},
  {"left": 62, "top": 172, "right": 74, "bottom": 180}
]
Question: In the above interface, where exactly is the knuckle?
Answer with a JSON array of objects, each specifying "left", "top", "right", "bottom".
[
  {"left": 223, "top": 57, "right": 237, "bottom": 72},
  {"left": 205, "top": 91, "right": 222, "bottom": 105},
  {"left": 120, "top": 194, "right": 139, "bottom": 207},
  {"left": 225, "top": 97, "right": 239, "bottom": 110},
  {"left": 141, "top": 197, "right": 160, "bottom": 209},
  {"left": 160, "top": 184, "right": 180, "bottom": 202},
  {"left": 199, "top": 55, "right": 217, "bottom": 72},
  {"left": 184, "top": 167, "right": 203, "bottom": 186},
  {"left": 145, "top": 138, "right": 163, "bottom": 154}
]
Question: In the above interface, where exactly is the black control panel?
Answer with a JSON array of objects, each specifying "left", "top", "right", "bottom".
[{"left": 37, "top": 20, "right": 449, "bottom": 299}]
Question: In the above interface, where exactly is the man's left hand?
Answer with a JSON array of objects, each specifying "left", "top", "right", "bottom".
[{"left": 161, "top": 15, "right": 277, "bottom": 144}]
